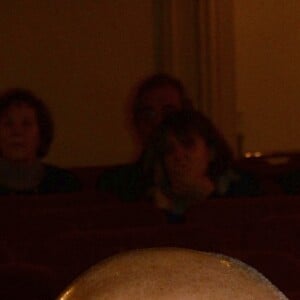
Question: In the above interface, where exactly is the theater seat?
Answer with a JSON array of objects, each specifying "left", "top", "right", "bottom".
[
  {"left": 0, "top": 262, "right": 58, "bottom": 300},
  {"left": 240, "top": 250, "right": 300, "bottom": 300}
]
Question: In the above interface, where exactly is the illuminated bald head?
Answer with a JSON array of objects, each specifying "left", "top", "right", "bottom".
[{"left": 58, "top": 248, "right": 288, "bottom": 300}]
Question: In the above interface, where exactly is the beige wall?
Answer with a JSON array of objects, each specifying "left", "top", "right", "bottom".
[
  {"left": 0, "top": 0, "right": 156, "bottom": 167},
  {"left": 233, "top": 0, "right": 300, "bottom": 154},
  {"left": 0, "top": 0, "right": 205, "bottom": 167},
  {"left": 2, "top": 1, "right": 298, "bottom": 167}
]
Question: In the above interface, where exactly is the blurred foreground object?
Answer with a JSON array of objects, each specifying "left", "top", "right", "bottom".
[{"left": 58, "top": 247, "right": 288, "bottom": 300}]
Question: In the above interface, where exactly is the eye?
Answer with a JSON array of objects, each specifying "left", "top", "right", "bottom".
[
  {"left": 21, "top": 116, "right": 37, "bottom": 128},
  {"left": 164, "top": 140, "right": 175, "bottom": 155},
  {"left": 22, "top": 119, "right": 33, "bottom": 127},
  {"left": 0, "top": 117, "right": 13, "bottom": 128},
  {"left": 162, "top": 105, "right": 178, "bottom": 117},
  {"left": 181, "top": 136, "right": 196, "bottom": 149},
  {"left": 138, "top": 107, "right": 157, "bottom": 121}
]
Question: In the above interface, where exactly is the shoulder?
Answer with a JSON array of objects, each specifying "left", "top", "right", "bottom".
[
  {"left": 97, "top": 162, "right": 143, "bottom": 184},
  {"left": 216, "top": 167, "right": 263, "bottom": 197},
  {"left": 96, "top": 161, "right": 147, "bottom": 201},
  {"left": 40, "top": 164, "right": 82, "bottom": 193}
]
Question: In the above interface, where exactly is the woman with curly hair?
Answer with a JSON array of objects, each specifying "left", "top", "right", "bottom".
[{"left": 0, "top": 88, "right": 81, "bottom": 194}]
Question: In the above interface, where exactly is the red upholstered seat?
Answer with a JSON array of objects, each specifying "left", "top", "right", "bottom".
[
  {"left": 245, "top": 214, "right": 300, "bottom": 257},
  {"left": 239, "top": 251, "right": 300, "bottom": 299}
]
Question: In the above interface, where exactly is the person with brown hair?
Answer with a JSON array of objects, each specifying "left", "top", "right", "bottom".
[
  {"left": 97, "top": 73, "right": 194, "bottom": 201},
  {"left": 131, "top": 73, "right": 193, "bottom": 146},
  {"left": 0, "top": 88, "right": 81, "bottom": 194},
  {"left": 143, "top": 110, "right": 262, "bottom": 222}
]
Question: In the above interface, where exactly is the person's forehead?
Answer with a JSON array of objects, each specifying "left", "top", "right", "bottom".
[
  {"left": 3, "top": 102, "right": 36, "bottom": 115},
  {"left": 141, "top": 85, "right": 182, "bottom": 107},
  {"left": 0, "top": 104, "right": 37, "bottom": 125},
  {"left": 167, "top": 129, "right": 201, "bottom": 141}
]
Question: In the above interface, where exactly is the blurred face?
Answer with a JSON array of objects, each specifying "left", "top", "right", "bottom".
[
  {"left": 164, "top": 132, "right": 211, "bottom": 179},
  {"left": 136, "top": 85, "right": 182, "bottom": 144},
  {"left": 0, "top": 103, "right": 40, "bottom": 163}
]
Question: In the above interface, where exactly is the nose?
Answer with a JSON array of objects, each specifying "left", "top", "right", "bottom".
[
  {"left": 150, "top": 111, "right": 162, "bottom": 128},
  {"left": 171, "top": 143, "right": 188, "bottom": 161},
  {"left": 10, "top": 123, "right": 24, "bottom": 136}
]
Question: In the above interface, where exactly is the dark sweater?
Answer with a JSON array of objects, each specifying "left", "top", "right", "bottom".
[
  {"left": 0, "top": 164, "right": 81, "bottom": 195},
  {"left": 96, "top": 160, "right": 262, "bottom": 202}
]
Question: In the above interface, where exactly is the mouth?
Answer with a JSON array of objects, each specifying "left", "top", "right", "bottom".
[
  {"left": 9, "top": 142, "right": 26, "bottom": 149},
  {"left": 11, "top": 140, "right": 24, "bottom": 145}
]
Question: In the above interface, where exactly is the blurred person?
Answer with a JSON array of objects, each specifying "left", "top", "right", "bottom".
[
  {"left": 143, "top": 110, "right": 262, "bottom": 222},
  {"left": 131, "top": 73, "right": 193, "bottom": 147},
  {"left": 0, "top": 88, "right": 81, "bottom": 195},
  {"left": 97, "top": 73, "right": 193, "bottom": 201}
]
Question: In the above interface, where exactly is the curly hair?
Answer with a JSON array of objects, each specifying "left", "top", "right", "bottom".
[{"left": 0, "top": 88, "right": 54, "bottom": 158}]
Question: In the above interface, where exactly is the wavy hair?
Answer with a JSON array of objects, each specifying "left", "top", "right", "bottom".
[{"left": 0, "top": 88, "right": 54, "bottom": 158}]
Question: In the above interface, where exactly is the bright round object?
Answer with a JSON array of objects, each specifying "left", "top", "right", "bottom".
[{"left": 58, "top": 247, "right": 288, "bottom": 300}]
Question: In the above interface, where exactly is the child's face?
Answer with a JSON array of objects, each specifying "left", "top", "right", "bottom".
[
  {"left": 164, "top": 132, "right": 211, "bottom": 178},
  {"left": 0, "top": 103, "right": 40, "bottom": 163},
  {"left": 163, "top": 132, "right": 214, "bottom": 197}
]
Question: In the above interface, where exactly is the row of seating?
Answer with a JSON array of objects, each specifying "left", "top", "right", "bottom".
[
  {"left": 1, "top": 194, "right": 299, "bottom": 242},
  {"left": 236, "top": 151, "right": 300, "bottom": 195},
  {"left": 69, "top": 152, "right": 300, "bottom": 194},
  {"left": 0, "top": 193, "right": 299, "bottom": 299},
  {"left": 12, "top": 217, "right": 299, "bottom": 298}
]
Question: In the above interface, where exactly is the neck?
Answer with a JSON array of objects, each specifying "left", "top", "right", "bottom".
[
  {"left": 0, "top": 157, "right": 44, "bottom": 190},
  {"left": 2, "top": 157, "right": 39, "bottom": 167}
]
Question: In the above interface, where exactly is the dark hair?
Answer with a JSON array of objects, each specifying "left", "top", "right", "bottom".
[
  {"left": 144, "top": 110, "right": 234, "bottom": 181},
  {"left": 132, "top": 73, "right": 194, "bottom": 128},
  {"left": 0, "top": 88, "right": 54, "bottom": 158}
]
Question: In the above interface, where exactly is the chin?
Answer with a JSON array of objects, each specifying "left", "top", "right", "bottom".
[{"left": 6, "top": 154, "right": 35, "bottom": 163}]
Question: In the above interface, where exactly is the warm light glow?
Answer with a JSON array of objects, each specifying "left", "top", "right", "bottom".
[
  {"left": 244, "top": 151, "right": 262, "bottom": 158},
  {"left": 59, "top": 288, "right": 74, "bottom": 300},
  {"left": 244, "top": 152, "right": 252, "bottom": 158},
  {"left": 254, "top": 152, "right": 262, "bottom": 157},
  {"left": 220, "top": 259, "right": 232, "bottom": 268}
]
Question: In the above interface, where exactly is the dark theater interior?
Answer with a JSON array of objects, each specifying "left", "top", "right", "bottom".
[{"left": 0, "top": 1, "right": 299, "bottom": 299}]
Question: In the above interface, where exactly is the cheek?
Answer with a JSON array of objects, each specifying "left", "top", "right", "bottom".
[
  {"left": 164, "top": 151, "right": 179, "bottom": 172},
  {"left": 137, "top": 120, "right": 157, "bottom": 141},
  {"left": 26, "top": 127, "right": 40, "bottom": 149},
  {"left": 164, "top": 149, "right": 188, "bottom": 175},
  {"left": 0, "top": 138, "right": 5, "bottom": 155},
  {"left": 0, "top": 130, "right": 6, "bottom": 141},
  {"left": 32, "top": 130, "right": 40, "bottom": 148},
  {"left": 193, "top": 146, "right": 210, "bottom": 162},
  {"left": 0, "top": 125, "right": 11, "bottom": 138},
  {"left": 0, "top": 128, "right": 11, "bottom": 150},
  {"left": 189, "top": 143, "right": 211, "bottom": 172},
  {"left": 32, "top": 127, "right": 40, "bottom": 139}
]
